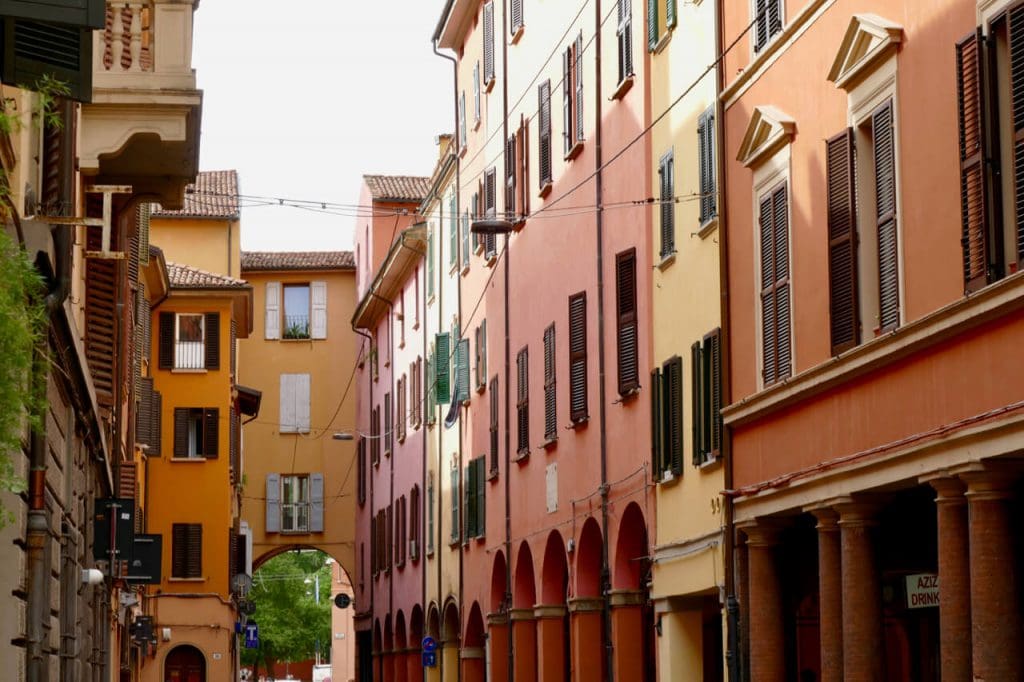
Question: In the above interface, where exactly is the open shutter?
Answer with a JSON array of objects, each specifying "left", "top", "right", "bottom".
[
  {"left": 659, "top": 152, "right": 675, "bottom": 257},
  {"left": 1011, "top": 6, "right": 1024, "bottom": 269},
  {"left": 476, "top": 458, "right": 486, "bottom": 537},
  {"left": 311, "top": 281, "right": 327, "bottom": 339},
  {"left": 517, "top": 347, "right": 528, "bottom": 455},
  {"left": 650, "top": 368, "right": 663, "bottom": 479},
  {"left": 563, "top": 46, "right": 572, "bottom": 156},
  {"left": 230, "top": 407, "right": 239, "bottom": 481},
  {"left": 136, "top": 377, "right": 153, "bottom": 447},
  {"left": 427, "top": 228, "right": 435, "bottom": 298},
  {"left": 266, "top": 474, "right": 281, "bottom": 533},
  {"left": 310, "top": 473, "right": 324, "bottom": 533},
  {"left": 203, "top": 408, "right": 219, "bottom": 458},
  {"left": 568, "top": 293, "right": 588, "bottom": 423},
  {"left": 150, "top": 390, "right": 162, "bottom": 456},
  {"left": 265, "top": 282, "right": 281, "bottom": 339},
  {"left": 759, "top": 193, "right": 777, "bottom": 384},
  {"left": 2, "top": 18, "right": 93, "bottom": 102},
  {"left": 754, "top": 0, "right": 768, "bottom": 51},
  {"left": 204, "top": 312, "right": 220, "bottom": 370},
  {"left": 767, "top": 0, "right": 781, "bottom": 38},
  {"left": 698, "top": 108, "right": 716, "bottom": 224},
  {"left": 483, "top": 1, "right": 494, "bottom": 83},
  {"left": 436, "top": 333, "right": 451, "bottom": 405},
  {"left": 619, "top": 0, "right": 634, "bottom": 79},
  {"left": 463, "top": 465, "right": 474, "bottom": 541},
  {"left": 539, "top": 81, "right": 552, "bottom": 187},
  {"left": 575, "top": 32, "right": 584, "bottom": 142},
  {"left": 665, "top": 357, "right": 683, "bottom": 475},
  {"left": 616, "top": 249, "right": 639, "bottom": 394},
  {"left": 158, "top": 312, "right": 174, "bottom": 370},
  {"left": 691, "top": 342, "right": 704, "bottom": 465},
  {"left": 173, "top": 408, "right": 188, "bottom": 458},
  {"left": 490, "top": 376, "right": 500, "bottom": 470},
  {"left": 450, "top": 466, "right": 460, "bottom": 543},
  {"left": 956, "top": 31, "right": 992, "bottom": 293},
  {"left": 826, "top": 129, "right": 859, "bottom": 354},
  {"left": 544, "top": 324, "right": 556, "bottom": 440},
  {"left": 457, "top": 338, "right": 470, "bottom": 403},
  {"left": 646, "top": 0, "right": 657, "bottom": 51},
  {"left": 707, "top": 328, "right": 723, "bottom": 458},
  {"left": 383, "top": 392, "right": 392, "bottom": 456},
  {"left": 172, "top": 524, "right": 187, "bottom": 577},
  {"left": 667, "top": 0, "right": 677, "bottom": 29},
  {"left": 873, "top": 100, "right": 899, "bottom": 332},
  {"left": 772, "top": 183, "right": 792, "bottom": 380},
  {"left": 450, "top": 193, "right": 458, "bottom": 267},
  {"left": 511, "top": 0, "right": 523, "bottom": 31},
  {"left": 481, "top": 319, "right": 488, "bottom": 382}
]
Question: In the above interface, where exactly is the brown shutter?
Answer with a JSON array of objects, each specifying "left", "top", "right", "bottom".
[
  {"left": 568, "top": 292, "right": 588, "bottom": 423},
  {"left": 136, "top": 377, "right": 153, "bottom": 446},
  {"left": 230, "top": 318, "right": 237, "bottom": 375},
  {"left": 543, "top": 323, "right": 556, "bottom": 440},
  {"left": 384, "top": 393, "right": 392, "bottom": 456},
  {"left": 186, "top": 524, "right": 202, "bottom": 578},
  {"left": 357, "top": 438, "right": 366, "bottom": 506},
  {"left": 539, "top": 81, "right": 552, "bottom": 187},
  {"left": 563, "top": 45, "right": 572, "bottom": 156},
  {"left": 873, "top": 99, "right": 900, "bottom": 332},
  {"left": 506, "top": 134, "right": 516, "bottom": 219},
  {"left": 229, "top": 407, "right": 239, "bottom": 480},
  {"left": 707, "top": 328, "right": 723, "bottom": 458},
  {"left": 516, "top": 347, "right": 528, "bottom": 455},
  {"left": 85, "top": 225, "right": 117, "bottom": 401},
  {"left": 957, "top": 31, "right": 993, "bottom": 292},
  {"left": 615, "top": 248, "right": 639, "bottom": 394},
  {"left": 772, "top": 184, "right": 792, "bottom": 379},
  {"left": 204, "top": 312, "right": 220, "bottom": 370},
  {"left": 150, "top": 390, "right": 162, "bottom": 455},
  {"left": 691, "top": 341, "right": 704, "bottom": 465},
  {"left": 490, "top": 375, "right": 500, "bottom": 470},
  {"left": 759, "top": 194, "right": 777, "bottom": 384},
  {"left": 173, "top": 408, "right": 188, "bottom": 457},
  {"left": 519, "top": 115, "right": 530, "bottom": 217},
  {"left": 1011, "top": 5, "right": 1024, "bottom": 268},
  {"left": 650, "top": 367, "right": 663, "bottom": 479},
  {"left": 171, "top": 524, "right": 187, "bottom": 577},
  {"left": 203, "top": 408, "right": 219, "bottom": 458},
  {"left": 760, "top": 183, "right": 791, "bottom": 385},
  {"left": 826, "top": 129, "right": 860, "bottom": 354},
  {"left": 118, "top": 461, "right": 137, "bottom": 500},
  {"left": 664, "top": 356, "right": 683, "bottom": 475},
  {"left": 158, "top": 311, "right": 174, "bottom": 370}
]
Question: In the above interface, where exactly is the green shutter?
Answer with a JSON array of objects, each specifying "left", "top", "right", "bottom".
[
  {"left": 0, "top": 0, "right": 105, "bottom": 29},
  {"left": 2, "top": 18, "right": 94, "bottom": 102},
  {"left": 464, "top": 464, "right": 474, "bottom": 540},
  {"left": 457, "top": 338, "right": 470, "bottom": 403},
  {"left": 450, "top": 465, "right": 460, "bottom": 543},
  {"left": 651, "top": 367, "right": 663, "bottom": 480},
  {"left": 436, "top": 333, "right": 450, "bottom": 405},
  {"left": 647, "top": 0, "right": 658, "bottom": 51},
  {"left": 666, "top": 0, "right": 677, "bottom": 29},
  {"left": 476, "top": 457, "right": 486, "bottom": 538}
]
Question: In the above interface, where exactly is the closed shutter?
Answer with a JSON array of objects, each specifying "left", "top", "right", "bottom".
[
  {"left": 707, "top": 328, "right": 723, "bottom": 458},
  {"left": 118, "top": 461, "right": 137, "bottom": 500},
  {"left": 660, "top": 152, "right": 675, "bottom": 257},
  {"left": 667, "top": 0, "right": 677, "bottom": 29},
  {"left": 426, "top": 353, "right": 436, "bottom": 424},
  {"left": 873, "top": 99, "right": 900, "bottom": 332},
  {"left": 138, "top": 203, "right": 150, "bottom": 265},
  {"left": 760, "top": 183, "right": 791, "bottom": 385},
  {"left": 204, "top": 312, "right": 220, "bottom": 369},
  {"left": 616, "top": 249, "right": 639, "bottom": 394},
  {"left": 563, "top": 45, "right": 572, "bottom": 156},
  {"left": 265, "top": 282, "right": 281, "bottom": 340},
  {"left": 460, "top": 91, "right": 467, "bottom": 148},
  {"left": 427, "top": 475, "right": 435, "bottom": 554},
  {"left": 85, "top": 225, "right": 117, "bottom": 401},
  {"left": 511, "top": 0, "right": 523, "bottom": 31},
  {"left": 698, "top": 108, "right": 716, "bottom": 224},
  {"left": 650, "top": 367, "right": 663, "bottom": 479},
  {"left": 298, "top": 373, "right": 311, "bottom": 433},
  {"left": 1011, "top": 6, "right": 1024, "bottom": 269},
  {"left": 826, "top": 129, "right": 859, "bottom": 354},
  {"left": 171, "top": 524, "right": 187, "bottom": 578},
  {"left": 568, "top": 293, "right": 588, "bottom": 423},
  {"left": 539, "top": 80, "right": 552, "bottom": 187},
  {"left": 266, "top": 473, "right": 281, "bottom": 533},
  {"left": 506, "top": 134, "right": 517, "bottom": 217},
  {"left": 575, "top": 32, "right": 584, "bottom": 142},
  {"left": 230, "top": 407, "right": 239, "bottom": 481},
  {"left": 384, "top": 392, "right": 392, "bottom": 456},
  {"left": 450, "top": 466, "right": 460, "bottom": 543},
  {"left": 410, "top": 485, "right": 420, "bottom": 560},
  {"left": 664, "top": 356, "right": 683, "bottom": 475},
  {"left": 357, "top": 438, "right": 366, "bottom": 506},
  {"left": 517, "top": 347, "right": 528, "bottom": 455},
  {"left": 490, "top": 375, "right": 500, "bottom": 471},
  {"left": 480, "top": 320, "right": 488, "bottom": 384},
  {"left": 457, "top": 338, "right": 470, "bottom": 403},
  {"left": 436, "top": 333, "right": 451, "bottom": 404},
  {"left": 618, "top": 0, "right": 634, "bottom": 80},
  {"left": 517, "top": 115, "right": 530, "bottom": 218},
  {"left": 0, "top": 0, "right": 105, "bottom": 29},
  {"left": 754, "top": 0, "right": 768, "bottom": 51},
  {"left": 370, "top": 517, "right": 377, "bottom": 575},
  {"left": 310, "top": 473, "right": 324, "bottom": 533},
  {"left": 767, "top": 0, "right": 781, "bottom": 39},
  {"left": 691, "top": 341, "right": 704, "bottom": 465},
  {"left": 473, "top": 61, "right": 481, "bottom": 122},
  {"left": 543, "top": 323, "right": 556, "bottom": 440},
  {"left": 158, "top": 311, "right": 174, "bottom": 370},
  {"left": 450, "top": 193, "right": 458, "bottom": 268},
  {"left": 136, "top": 377, "right": 153, "bottom": 446},
  {"left": 956, "top": 32, "right": 992, "bottom": 293},
  {"left": 462, "top": 212, "right": 471, "bottom": 269},
  {"left": 1, "top": 19, "right": 93, "bottom": 102},
  {"left": 476, "top": 457, "right": 486, "bottom": 538},
  {"left": 173, "top": 408, "right": 189, "bottom": 458},
  {"left": 203, "top": 408, "right": 218, "bottom": 458},
  {"left": 483, "top": 1, "right": 494, "bottom": 83},
  {"left": 647, "top": 0, "right": 657, "bottom": 51},
  {"left": 463, "top": 464, "right": 475, "bottom": 541},
  {"left": 280, "top": 374, "right": 297, "bottom": 433},
  {"left": 185, "top": 524, "right": 201, "bottom": 578},
  {"left": 484, "top": 170, "right": 497, "bottom": 255},
  {"left": 150, "top": 390, "right": 162, "bottom": 456},
  {"left": 311, "top": 281, "right": 328, "bottom": 339}
]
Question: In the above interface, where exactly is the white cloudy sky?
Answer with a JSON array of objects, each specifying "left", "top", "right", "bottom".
[{"left": 193, "top": 1, "right": 452, "bottom": 252}]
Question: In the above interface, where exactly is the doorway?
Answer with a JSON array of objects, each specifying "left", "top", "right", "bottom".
[{"left": 164, "top": 645, "right": 205, "bottom": 682}]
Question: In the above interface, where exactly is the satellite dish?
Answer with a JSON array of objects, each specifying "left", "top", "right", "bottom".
[
  {"left": 231, "top": 573, "right": 252, "bottom": 596},
  {"left": 334, "top": 593, "right": 352, "bottom": 609}
]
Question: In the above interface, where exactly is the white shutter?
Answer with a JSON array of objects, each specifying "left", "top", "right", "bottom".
[
  {"left": 310, "top": 472, "right": 325, "bottom": 533},
  {"left": 280, "top": 374, "right": 297, "bottom": 433},
  {"left": 265, "top": 282, "right": 281, "bottom": 340},
  {"left": 296, "top": 373, "right": 311, "bottom": 433},
  {"left": 311, "top": 281, "right": 328, "bottom": 339},
  {"left": 266, "top": 473, "right": 281, "bottom": 533}
]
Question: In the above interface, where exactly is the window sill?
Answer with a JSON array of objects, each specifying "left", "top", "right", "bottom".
[
  {"left": 397, "top": 435, "right": 406, "bottom": 445},
  {"left": 170, "top": 457, "right": 207, "bottom": 463},
  {"left": 281, "top": 337, "right": 314, "bottom": 343},
  {"left": 473, "top": 118, "right": 481, "bottom": 132},
  {"left": 697, "top": 216, "right": 719, "bottom": 239},
  {"left": 488, "top": 468, "right": 499, "bottom": 481},
  {"left": 280, "top": 529, "right": 312, "bottom": 536},
  {"left": 461, "top": 264, "right": 471, "bottom": 277},
  {"left": 610, "top": 75, "right": 634, "bottom": 101},
  {"left": 474, "top": 243, "right": 485, "bottom": 256},
  {"left": 169, "top": 577, "right": 205, "bottom": 583},
  {"left": 484, "top": 77, "right": 495, "bottom": 94},
  {"left": 413, "top": 321, "right": 420, "bottom": 331},
  {"left": 538, "top": 181, "right": 553, "bottom": 199},
  {"left": 510, "top": 24, "right": 525, "bottom": 45},
  {"left": 281, "top": 430, "right": 312, "bottom": 436},
  {"left": 171, "top": 368, "right": 207, "bottom": 374},
  {"left": 658, "top": 470, "right": 681, "bottom": 487},
  {"left": 449, "top": 262, "right": 460, "bottom": 277},
  {"left": 427, "top": 294, "right": 435, "bottom": 307},
  {"left": 542, "top": 436, "right": 558, "bottom": 450},
  {"left": 617, "top": 386, "right": 641, "bottom": 403},
  {"left": 485, "top": 253, "right": 498, "bottom": 268},
  {"left": 459, "top": 145, "right": 467, "bottom": 159},
  {"left": 398, "top": 340, "right": 406, "bottom": 350},
  {"left": 653, "top": 29, "right": 673, "bottom": 55},
  {"left": 514, "top": 449, "right": 529, "bottom": 463},
  {"left": 568, "top": 416, "right": 589, "bottom": 430},
  {"left": 698, "top": 455, "right": 722, "bottom": 471},
  {"left": 564, "top": 140, "right": 584, "bottom": 162},
  {"left": 475, "top": 383, "right": 486, "bottom": 395},
  {"left": 657, "top": 252, "right": 677, "bottom": 271}
]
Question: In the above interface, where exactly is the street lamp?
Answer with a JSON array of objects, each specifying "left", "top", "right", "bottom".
[
  {"left": 470, "top": 218, "right": 513, "bottom": 235},
  {"left": 332, "top": 432, "right": 354, "bottom": 441}
]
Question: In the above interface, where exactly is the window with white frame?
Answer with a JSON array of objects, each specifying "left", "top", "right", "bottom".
[
  {"left": 752, "top": 0, "right": 782, "bottom": 54},
  {"left": 281, "top": 474, "right": 311, "bottom": 532}
]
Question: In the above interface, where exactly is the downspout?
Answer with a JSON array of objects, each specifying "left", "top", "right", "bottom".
[
  {"left": 593, "top": 1, "right": 615, "bottom": 680},
  {"left": 352, "top": 324, "right": 374, "bottom": 680}
]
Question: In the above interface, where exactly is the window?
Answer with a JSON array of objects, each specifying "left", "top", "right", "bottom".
[
  {"left": 370, "top": 405, "right": 380, "bottom": 465},
  {"left": 473, "top": 61, "right": 481, "bottom": 125},
  {"left": 283, "top": 284, "right": 311, "bottom": 339},
  {"left": 691, "top": 329, "right": 723, "bottom": 466},
  {"left": 483, "top": 1, "right": 495, "bottom": 86},
  {"left": 357, "top": 438, "right": 366, "bottom": 506},
  {"left": 658, "top": 150, "right": 675, "bottom": 258},
  {"left": 280, "top": 373, "right": 311, "bottom": 433},
  {"left": 410, "top": 485, "right": 421, "bottom": 561},
  {"left": 568, "top": 292, "right": 588, "bottom": 423},
  {"left": 543, "top": 323, "right": 557, "bottom": 442},
  {"left": 483, "top": 168, "right": 498, "bottom": 259},
  {"left": 266, "top": 472, "right": 325, "bottom": 534},
  {"left": 282, "top": 474, "right": 310, "bottom": 533},
  {"left": 264, "top": 282, "right": 327, "bottom": 340},
  {"left": 651, "top": 357, "right": 683, "bottom": 479},
  {"left": 410, "top": 358, "right": 423, "bottom": 429},
  {"left": 475, "top": 321, "right": 488, "bottom": 391},
  {"left": 463, "top": 456, "right": 486, "bottom": 541},
  {"left": 647, "top": 0, "right": 678, "bottom": 50},
  {"left": 383, "top": 392, "right": 392, "bottom": 456},
  {"left": 159, "top": 311, "right": 219, "bottom": 370},
  {"left": 172, "top": 407, "right": 218, "bottom": 458},
  {"left": 617, "top": 0, "right": 634, "bottom": 85},
  {"left": 386, "top": 504, "right": 393, "bottom": 570},
  {"left": 759, "top": 181, "right": 792, "bottom": 385},
  {"left": 539, "top": 80, "right": 553, "bottom": 190},
  {"left": 396, "top": 375, "right": 407, "bottom": 443},
  {"left": 511, "top": 0, "right": 524, "bottom": 35},
  {"left": 513, "top": 115, "right": 530, "bottom": 223},
  {"left": 516, "top": 348, "right": 529, "bottom": 456},
  {"left": 753, "top": 0, "right": 782, "bottom": 53},
  {"left": 396, "top": 495, "right": 406, "bottom": 567},
  {"left": 171, "top": 523, "right": 202, "bottom": 579},
  {"left": 460, "top": 91, "right": 467, "bottom": 149},
  {"left": 698, "top": 106, "right": 717, "bottom": 226},
  {"left": 490, "top": 375, "right": 500, "bottom": 472},
  {"left": 563, "top": 33, "right": 584, "bottom": 158},
  {"left": 616, "top": 249, "right": 639, "bottom": 395},
  {"left": 427, "top": 472, "right": 435, "bottom": 555}
]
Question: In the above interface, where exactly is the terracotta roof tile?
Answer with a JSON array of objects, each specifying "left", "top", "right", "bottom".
[
  {"left": 241, "top": 251, "right": 355, "bottom": 272},
  {"left": 167, "top": 262, "right": 249, "bottom": 289},
  {"left": 153, "top": 170, "right": 240, "bottom": 219},
  {"left": 363, "top": 175, "right": 431, "bottom": 202}
]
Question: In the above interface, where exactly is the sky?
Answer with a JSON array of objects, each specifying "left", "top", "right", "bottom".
[{"left": 192, "top": 1, "right": 453, "bottom": 253}]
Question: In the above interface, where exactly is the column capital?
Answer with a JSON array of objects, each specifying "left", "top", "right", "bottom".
[
  {"left": 567, "top": 597, "right": 604, "bottom": 613},
  {"left": 486, "top": 611, "right": 508, "bottom": 626},
  {"left": 957, "top": 463, "right": 1019, "bottom": 501},
  {"left": 804, "top": 505, "right": 840, "bottom": 530},
  {"left": 738, "top": 518, "right": 786, "bottom": 546},
  {"left": 533, "top": 604, "right": 568, "bottom": 619},
  {"left": 922, "top": 474, "right": 967, "bottom": 505},
  {"left": 607, "top": 589, "right": 645, "bottom": 607},
  {"left": 460, "top": 646, "right": 485, "bottom": 659},
  {"left": 508, "top": 607, "right": 536, "bottom": 621},
  {"left": 834, "top": 496, "right": 885, "bottom": 527}
]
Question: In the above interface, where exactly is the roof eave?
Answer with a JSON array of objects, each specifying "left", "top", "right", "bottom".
[{"left": 352, "top": 224, "right": 428, "bottom": 331}]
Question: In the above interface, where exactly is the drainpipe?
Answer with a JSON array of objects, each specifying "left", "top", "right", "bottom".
[
  {"left": 352, "top": 325, "right": 374, "bottom": 679},
  {"left": 592, "top": 0, "right": 615, "bottom": 679}
]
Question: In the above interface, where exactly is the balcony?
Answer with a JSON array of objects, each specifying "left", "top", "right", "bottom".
[{"left": 79, "top": 0, "right": 202, "bottom": 209}]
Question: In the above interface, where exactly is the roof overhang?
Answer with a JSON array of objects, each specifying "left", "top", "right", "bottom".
[
  {"left": 435, "top": 0, "right": 477, "bottom": 49},
  {"left": 167, "top": 285, "right": 254, "bottom": 337},
  {"left": 352, "top": 224, "right": 427, "bottom": 331},
  {"left": 236, "top": 385, "right": 262, "bottom": 418},
  {"left": 142, "top": 246, "right": 170, "bottom": 303}
]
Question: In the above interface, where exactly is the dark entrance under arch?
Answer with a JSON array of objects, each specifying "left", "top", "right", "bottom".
[{"left": 165, "top": 644, "right": 205, "bottom": 682}]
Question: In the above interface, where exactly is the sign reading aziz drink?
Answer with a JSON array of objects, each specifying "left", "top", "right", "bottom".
[{"left": 905, "top": 573, "right": 939, "bottom": 609}]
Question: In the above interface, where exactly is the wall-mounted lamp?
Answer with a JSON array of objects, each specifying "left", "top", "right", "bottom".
[
  {"left": 332, "top": 432, "right": 354, "bottom": 441},
  {"left": 470, "top": 218, "right": 513, "bottom": 235}
]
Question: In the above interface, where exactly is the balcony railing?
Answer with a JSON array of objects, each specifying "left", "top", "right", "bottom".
[
  {"left": 175, "top": 341, "right": 204, "bottom": 370},
  {"left": 283, "top": 315, "right": 311, "bottom": 340},
  {"left": 92, "top": 0, "right": 196, "bottom": 91}
]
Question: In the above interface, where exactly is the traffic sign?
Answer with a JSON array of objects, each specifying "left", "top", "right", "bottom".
[
  {"left": 422, "top": 651, "right": 437, "bottom": 668},
  {"left": 244, "top": 621, "right": 259, "bottom": 649},
  {"left": 334, "top": 593, "right": 352, "bottom": 609},
  {"left": 421, "top": 636, "right": 437, "bottom": 653}
]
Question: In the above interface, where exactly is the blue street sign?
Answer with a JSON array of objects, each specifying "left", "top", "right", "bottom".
[
  {"left": 422, "top": 635, "right": 438, "bottom": 653},
  {"left": 245, "top": 622, "right": 259, "bottom": 649},
  {"left": 422, "top": 651, "right": 437, "bottom": 668}
]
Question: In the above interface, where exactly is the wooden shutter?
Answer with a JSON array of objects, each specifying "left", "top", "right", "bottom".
[
  {"left": 754, "top": 0, "right": 768, "bottom": 51},
  {"left": 173, "top": 408, "right": 189, "bottom": 457},
  {"left": 826, "top": 129, "right": 860, "bottom": 354},
  {"left": 647, "top": 0, "right": 657, "bottom": 51},
  {"left": 357, "top": 439, "right": 366, "bottom": 506},
  {"left": 436, "top": 333, "right": 451, "bottom": 404},
  {"left": 280, "top": 374, "right": 297, "bottom": 433},
  {"left": 767, "top": 0, "right": 781, "bottom": 39},
  {"left": 266, "top": 473, "right": 281, "bottom": 533},
  {"left": 698, "top": 108, "right": 716, "bottom": 224},
  {"left": 203, "top": 408, "right": 218, "bottom": 458},
  {"left": 543, "top": 323, "right": 556, "bottom": 440},
  {"left": 204, "top": 312, "right": 220, "bottom": 369},
  {"left": 118, "top": 461, "right": 137, "bottom": 500},
  {"left": 85, "top": 226, "right": 117, "bottom": 402},
  {"left": 450, "top": 466, "right": 460, "bottom": 543},
  {"left": 957, "top": 31, "right": 993, "bottom": 293},
  {"left": 410, "top": 485, "right": 420, "bottom": 560},
  {"left": 171, "top": 524, "right": 187, "bottom": 578},
  {"left": 0, "top": 0, "right": 105, "bottom": 29},
  {"left": 265, "top": 282, "right": 281, "bottom": 340},
  {"left": 136, "top": 377, "right": 153, "bottom": 446},
  {"left": 518, "top": 115, "right": 530, "bottom": 218},
  {"left": 462, "top": 212, "right": 471, "bottom": 268},
  {"left": 450, "top": 193, "right": 458, "bottom": 267},
  {"left": 310, "top": 281, "right": 328, "bottom": 339},
  {"left": 873, "top": 99, "right": 900, "bottom": 332},
  {"left": 460, "top": 91, "right": 467, "bottom": 148},
  {"left": 483, "top": 1, "right": 494, "bottom": 83},
  {"left": 475, "top": 457, "right": 486, "bottom": 538},
  {"left": 150, "top": 390, "right": 162, "bottom": 456},
  {"left": 568, "top": 292, "right": 588, "bottom": 423},
  {"left": 490, "top": 375, "right": 500, "bottom": 470},
  {"left": 618, "top": 0, "right": 634, "bottom": 80},
  {"left": 463, "top": 464, "right": 474, "bottom": 541},
  {"left": 427, "top": 227, "right": 435, "bottom": 298},
  {"left": 539, "top": 81, "right": 552, "bottom": 186},
  {"left": 650, "top": 368, "right": 663, "bottom": 479},
  {"left": 158, "top": 311, "right": 174, "bottom": 370},
  {"left": 659, "top": 151, "right": 674, "bottom": 257},
  {"left": 511, "top": 0, "right": 523, "bottom": 31},
  {"left": 310, "top": 473, "right": 324, "bottom": 533},
  {"left": 186, "top": 524, "right": 202, "bottom": 578},
  {"left": 760, "top": 183, "right": 791, "bottom": 385},
  {"left": 575, "top": 32, "right": 584, "bottom": 142},
  {"left": 1011, "top": 5, "right": 1024, "bottom": 269},
  {"left": 707, "top": 328, "right": 723, "bottom": 458},
  {"left": 506, "top": 134, "right": 517, "bottom": 221},
  {"left": 1, "top": 18, "right": 93, "bottom": 102},
  {"left": 667, "top": 0, "right": 677, "bottom": 29},
  {"left": 230, "top": 407, "right": 239, "bottom": 481},
  {"left": 616, "top": 249, "right": 639, "bottom": 394},
  {"left": 563, "top": 45, "right": 572, "bottom": 156},
  {"left": 384, "top": 392, "right": 392, "bottom": 456},
  {"left": 664, "top": 356, "right": 683, "bottom": 475},
  {"left": 691, "top": 342, "right": 705, "bottom": 465},
  {"left": 517, "top": 348, "right": 528, "bottom": 455},
  {"left": 473, "top": 61, "right": 481, "bottom": 122},
  {"left": 457, "top": 338, "right": 470, "bottom": 403}
]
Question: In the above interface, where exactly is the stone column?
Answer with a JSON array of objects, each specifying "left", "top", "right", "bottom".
[
  {"left": 440, "top": 640, "right": 459, "bottom": 682},
  {"left": 568, "top": 597, "right": 604, "bottom": 682},
  {"left": 962, "top": 469, "right": 1022, "bottom": 681},
  {"left": 394, "top": 647, "right": 409, "bottom": 682},
  {"left": 808, "top": 508, "right": 842, "bottom": 682},
  {"left": 460, "top": 647, "right": 485, "bottom": 682},
  {"left": 509, "top": 607, "right": 537, "bottom": 682},
  {"left": 405, "top": 647, "right": 420, "bottom": 682},
  {"left": 837, "top": 501, "right": 884, "bottom": 682},
  {"left": 609, "top": 590, "right": 645, "bottom": 682},
  {"left": 383, "top": 648, "right": 395, "bottom": 682},
  {"left": 535, "top": 605, "right": 568, "bottom": 682},
  {"left": 741, "top": 522, "right": 785, "bottom": 682},
  {"left": 487, "top": 613, "right": 510, "bottom": 682},
  {"left": 926, "top": 476, "right": 971, "bottom": 682}
]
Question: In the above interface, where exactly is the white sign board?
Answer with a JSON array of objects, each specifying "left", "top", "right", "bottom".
[{"left": 905, "top": 573, "right": 939, "bottom": 609}]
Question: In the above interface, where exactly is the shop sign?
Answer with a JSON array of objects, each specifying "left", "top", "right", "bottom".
[{"left": 905, "top": 573, "right": 939, "bottom": 609}]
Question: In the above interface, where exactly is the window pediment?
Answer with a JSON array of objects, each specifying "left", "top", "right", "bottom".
[
  {"left": 828, "top": 14, "right": 903, "bottom": 91},
  {"left": 736, "top": 106, "right": 796, "bottom": 169}
]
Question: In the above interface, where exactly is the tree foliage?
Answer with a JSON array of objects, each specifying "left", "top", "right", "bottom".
[{"left": 242, "top": 550, "right": 332, "bottom": 676}]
